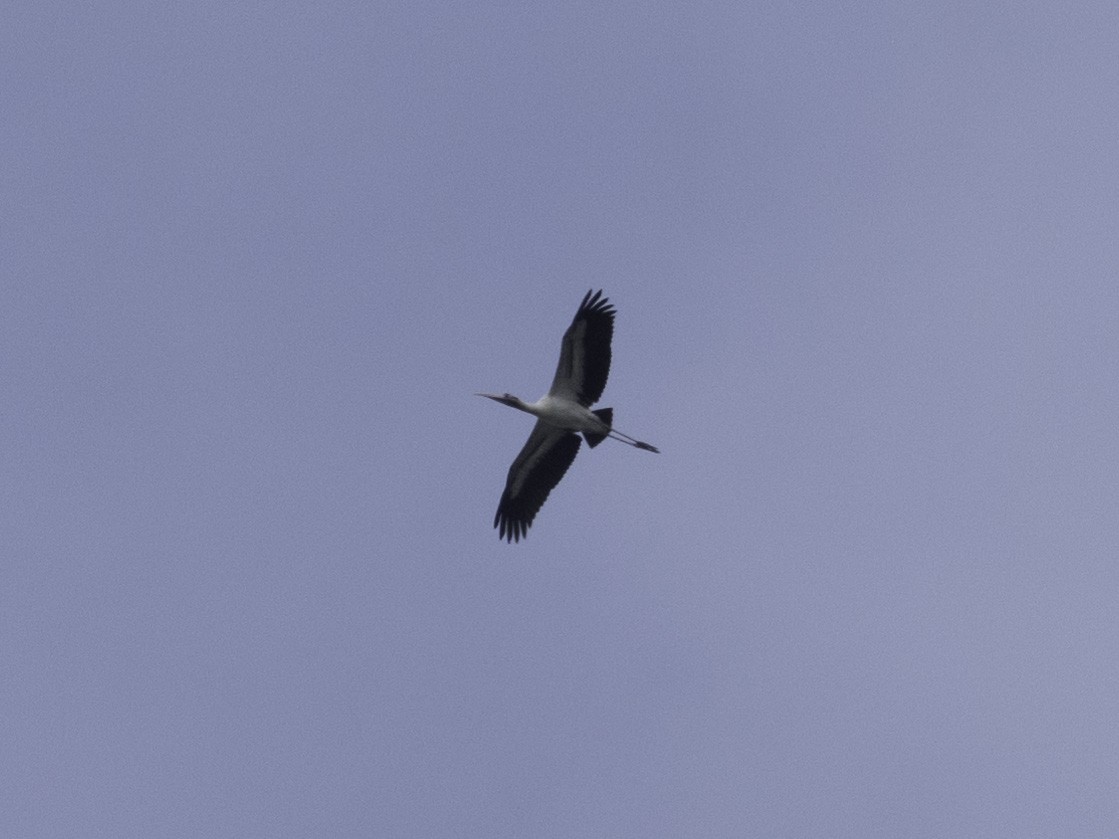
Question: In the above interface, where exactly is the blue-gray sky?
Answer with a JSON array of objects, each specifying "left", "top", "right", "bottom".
[{"left": 5, "top": 2, "right": 1119, "bottom": 836}]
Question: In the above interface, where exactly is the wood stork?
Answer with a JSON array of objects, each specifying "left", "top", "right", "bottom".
[{"left": 478, "top": 289, "right": 659, "bottom": 543}]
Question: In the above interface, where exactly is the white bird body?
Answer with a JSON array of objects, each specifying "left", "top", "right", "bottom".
[
  {"left": 478, "top": 290, "right": 658, "bottom": 543},
  {"left": 517, "top": 394, "right": 610, "bottom": 433}
]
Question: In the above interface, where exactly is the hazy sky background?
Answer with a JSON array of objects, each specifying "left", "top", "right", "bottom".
[{"left": 4, "top": 2, "right": 1119, "bottom": 836}]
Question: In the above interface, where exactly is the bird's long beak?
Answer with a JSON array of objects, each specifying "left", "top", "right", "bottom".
[{"left": 476, "top": 392, "right": 522, "bottom": 410}]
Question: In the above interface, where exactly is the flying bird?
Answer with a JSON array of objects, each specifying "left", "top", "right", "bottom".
[{"left": 478, "top": 290, "right": 659, "bottom": 543}]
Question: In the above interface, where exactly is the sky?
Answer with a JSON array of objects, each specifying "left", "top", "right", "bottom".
[{"left": 4, "top": 1, "right": 1119, "bottom": 836}]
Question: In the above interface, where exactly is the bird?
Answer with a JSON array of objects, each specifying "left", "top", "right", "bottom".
[{"left": 478, "top": 289, "right": 659, "bottom": 543}]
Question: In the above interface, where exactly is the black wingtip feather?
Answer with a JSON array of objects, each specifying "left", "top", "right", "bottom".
[{"left": 579, "top": 289, "right": 615, "bottom": 318}]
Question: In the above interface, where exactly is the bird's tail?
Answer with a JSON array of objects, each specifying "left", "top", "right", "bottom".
[{"left": 583, "top": 407, "right": 613, "bottom": 448}]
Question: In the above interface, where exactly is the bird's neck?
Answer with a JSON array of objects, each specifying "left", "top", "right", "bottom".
[{"left": 508, "top": 396, "right": 538, "bottom": 415}]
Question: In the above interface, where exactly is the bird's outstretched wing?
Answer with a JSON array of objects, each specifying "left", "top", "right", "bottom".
[
  {"left": 494, "top": 421, "right": 582, "bottom": 543},
  {"left": 548, "top": 289, "right": 615, "bottom": 406}
]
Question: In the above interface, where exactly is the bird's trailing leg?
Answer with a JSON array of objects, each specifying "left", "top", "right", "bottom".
[{"left": 608, "top": 428, "right": 660, "bottom": 453}]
